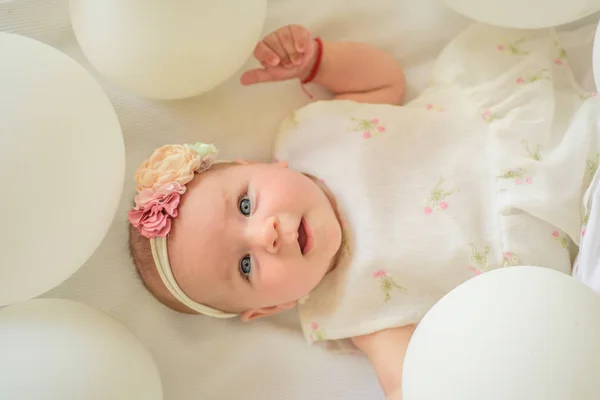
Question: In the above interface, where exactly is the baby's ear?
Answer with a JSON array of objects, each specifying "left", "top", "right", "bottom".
[{"left": 240, "top": 301, "right": 296, "bottom": 322}]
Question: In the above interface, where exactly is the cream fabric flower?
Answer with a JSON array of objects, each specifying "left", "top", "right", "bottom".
[{"left": 133, "top": 143, "right": 217, "bottom": 192}]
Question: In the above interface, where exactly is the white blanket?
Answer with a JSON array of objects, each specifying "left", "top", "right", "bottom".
[{"left": 1, "top": 1, "right": 597, "bottom": 399}]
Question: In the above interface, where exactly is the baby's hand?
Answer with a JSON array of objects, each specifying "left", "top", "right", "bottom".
[{"left": 240, "top": 25, "right": 317, "bottom": 86}]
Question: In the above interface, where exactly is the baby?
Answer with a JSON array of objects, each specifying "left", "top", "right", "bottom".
[{"left": 129, "top": 23, "right": 599, "bottom": 399}]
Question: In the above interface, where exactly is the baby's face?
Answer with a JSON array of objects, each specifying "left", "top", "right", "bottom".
[{"left": 167, "top": 161, "right": 343, "bottom": 317}]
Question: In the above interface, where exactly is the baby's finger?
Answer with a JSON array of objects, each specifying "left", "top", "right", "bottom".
[
  {"left": 264, "top": 34, "right": 292, "bottom": 67},
  {"left": 289, "top": 24, "right": 311, "bottom": 53},
  {"left": 253, "top": 41, "right": 280, "bottom": 67},
  {"left": 276, "top": 28, "right": 299, "bottom": 66},
  {"left": 240, "top": 68, "right": 276, "bottom": 86}
]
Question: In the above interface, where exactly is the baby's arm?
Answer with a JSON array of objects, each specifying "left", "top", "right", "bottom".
[
  {"left": 351, "top": 324, "right": 416, "bottom": 400},
  {"left": 311, "top": 40, "right": 406, "bottom": 104},
  {"left": 241, "top": 25, "right": 405, "bottom": 105}
]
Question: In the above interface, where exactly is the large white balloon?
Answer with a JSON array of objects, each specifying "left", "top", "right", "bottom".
[
  {"left": 0, "top": 32, "right": 124, "bottom": 306},
  {"left": 443, "top": 0, "right": 599, "bottom": 29},
  {"left": 69, "top": 0, "right": 268, "bottom": 100},
  {"left": 0, "top": 299, "right": 162, "bottom": 399},
  {"left": 403, "top": 266, "right": 600, "bottom": 400},
  {"left": 593, "top": 20, "right": 600, "bottom": 94}
]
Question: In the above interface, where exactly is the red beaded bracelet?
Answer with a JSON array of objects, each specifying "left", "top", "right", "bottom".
[{"left": 301, "top": 37, "right": 323, "bottom": 85}]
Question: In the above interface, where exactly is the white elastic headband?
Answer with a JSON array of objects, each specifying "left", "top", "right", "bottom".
[{"left": 150, "top": 236, "right": 238, "bottom": 318}]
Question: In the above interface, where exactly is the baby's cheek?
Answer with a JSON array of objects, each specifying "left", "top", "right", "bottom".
[{"left": 260, "top": 262, "right": 313, "bottom": 299}]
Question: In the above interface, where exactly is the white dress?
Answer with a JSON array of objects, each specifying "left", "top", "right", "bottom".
[{"left": 274, "top": 23, "right": 599, "bottom": 348}]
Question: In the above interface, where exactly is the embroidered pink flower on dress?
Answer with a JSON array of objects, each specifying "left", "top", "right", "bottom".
[
  {"left": 497, "top": 45, "right": 505, "bottom": 51},
  {"left": 310, "top": 322, "right": 326, "bottom": 340},
  {"left": 525, "top": 178, "right": 533, "bottom": 184},
  {"left": 552, "top": 230, "right": 569, "bottom": 248},
  {"left": 424, "top": 206, "right": 433, "bottom": 215},
  {"left": 129, "top": 143, "right": 218, "bottom": 239},
  {"left": 439, "top": 201, "right": 448, "bottom": 210},
  {"left": 426, "top": 104, "right": 433, "bottom": 110},
  {"left": 373, "top": 270, "right": 386, "bottom": 278},
  {"left": 481, "top": 109, "right": 498, "bottom": 123},
  {"left": 554, "top": 59, "right": 562, "bottom": 66},
  {"left": 504, "top": 252, "right": 513, "bottom": 260},
  {"left": 516, "top": 77, "right": 524, "bottom": 85},
  {"left": 351, "top": 117, "right": 386, "bottom": 139},
  {"left": 374, "top": 270, "right": 406, "bottom": 301}
]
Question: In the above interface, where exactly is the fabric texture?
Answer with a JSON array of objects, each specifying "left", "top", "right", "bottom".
[{"left": 275, "top": 23, "right": 599, "bottom": 348}]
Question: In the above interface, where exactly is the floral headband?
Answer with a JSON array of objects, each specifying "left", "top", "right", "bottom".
[{"left": 128, "top": 142, "right": 237, "bottom": 318}]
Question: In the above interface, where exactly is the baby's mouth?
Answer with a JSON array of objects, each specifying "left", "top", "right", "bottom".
[{"left": 298, "top": 218, "right": 307, "bottom": 254}]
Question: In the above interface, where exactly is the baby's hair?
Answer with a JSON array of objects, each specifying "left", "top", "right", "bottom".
[{"left": 128, "top": 222, "right": 196, "bottom": 314}]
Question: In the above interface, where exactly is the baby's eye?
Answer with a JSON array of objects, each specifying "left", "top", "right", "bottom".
[
  {"left": 239, "top": 195, "right": 252, "bottom": 217},
  {"left": 239, "top": 255, "right": 252, "bottom": 279}
]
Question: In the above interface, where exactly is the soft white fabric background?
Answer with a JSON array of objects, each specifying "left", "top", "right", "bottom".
[{"left": 1, "top": 1, "right": 597, "bottom": 399}]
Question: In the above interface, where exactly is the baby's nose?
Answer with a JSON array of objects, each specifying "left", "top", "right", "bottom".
[{"left": 253, "top": 216, "right": 280, "bottom": 254}]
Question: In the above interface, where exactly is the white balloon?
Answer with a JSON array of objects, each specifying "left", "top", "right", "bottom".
[
  {"left": 593, "top": 21, "right": 600, "bottom": 94},
  {"left": 69, "top": 0, "right": 268, "bottom": 100},
  {"left": 0, "top": 299, "right": 162, "bottom": 400},
  {"left": 0, "top": 32, "right": 124, "bottom": 306},
  {"left": 403, "top": 266, "right": 600, "bottom": 400},
  {"left": 443, "top": 0, "right": 599, "bottom": 29}
]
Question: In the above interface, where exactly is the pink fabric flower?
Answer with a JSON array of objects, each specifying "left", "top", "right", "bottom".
[
  {"left": 128, "top": 200, "right": 178, "bottom": 239},
  {"left": 373, "top": 270, "right": 386, "bottom": 278},
  {"left": 377, "top": 126, "right": 386, "bottom": 132},
  {"left": 552, "top": 230, "right": 560, "bottom": 238},
  {"left": 425, "top": 104, "right": 433, "bottom": 110},
  {"left": 482, "top": 110, "right": 491, "bottom": 119},
  {"left": 504, "top": 252, "right": 513, "bottom": 260},
  {"left": 497, "top": 45, "right": 504, "bottom": 51},
  {"left": 515, "top": 179, "right": 523, "bottom": 185},
  {"left": 309, "top": 334, "right": 314, "bottom": 341},
  {"left": 128, "top": 182, "right": 185, "bottom": 239},
  {"left": 371, "top": 118, "right": 379, "bottom": 124},
  {"left": 134, "top": 182, "right": 186, "bottom": 210},
  {"left": 440, "top": 201, "right": 448, "bottom": 210},
  {"left": 525, "top": 178, "right": 533, "bottom": 185},
  {"left": 582, "top": 229, "right": 586, "bottom": 237},
  {"left": 554, "top": 59, "right": 562, "bottom": 65},
  {"left": 424, "top": 206, "right": 433, "bottom": 215},
  {"left": 363, "top": 132, "right": 371, "bottom": 139},
  {"left": 516, "top": 77, "right": 524, "bottom": 85},
  {"left": 311, "top": 322, "right": 319, "bottom": 330}
]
